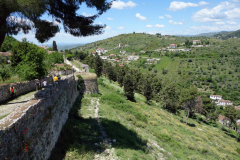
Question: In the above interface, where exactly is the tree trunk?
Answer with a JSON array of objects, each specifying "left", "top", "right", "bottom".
[{"left": 186, "top": 109, "right": 189, "bottom": 124}]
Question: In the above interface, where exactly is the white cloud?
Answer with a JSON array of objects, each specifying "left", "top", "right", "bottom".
[
  {"left": 107, "top": 17, "right": 114, "bottom": 20},
  {"left": 227, "top": 21, "right": 237, "bottom": 24},
  {"left": 136, "top": 13, "right": 147, "bottom": 21},
  {"left": 118, "top": 26, "right": 125, "bottom": 29},
  {"left": 105, "top": 26, "right": 111, "bottom": 30},
  {"left": 168, "top": 1, "right": 209, "bottom": 11},
  {"left": 82, "top": 12, "right": 92, "bottom": 17},
  {"left": 165, "top": 14, "right": 172, "bottom": 18},
  {"left": 189, "top": 24, "right": 240, "bottom": 33},
  {"left": 159, "top": 16, "right": 164, "bottom": 19},
  {"left": 216, "top": 21, "right": 225, "bottom": 25},
  {"left": 146, "top": 25, "right": 153, "bottom": 28},
  {"left": 192, "top": 1, "right": 240, "bottom": 22},
  {"left": 111, "top": 0, "right": 137, "bottom": 9},
  {"left": 169, "top": 20, "right": 183, "bottom": 25},
  {"left": 155, "top": 24, "right": 165, "bottom": 28},
  {"left": 98, "top": 22, "right": 102, "bottom": 24}
]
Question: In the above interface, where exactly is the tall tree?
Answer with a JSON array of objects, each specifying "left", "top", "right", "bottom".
[
  {"left": 160, "top": 83, "right": 179, "bottom": 114},
  {"left": 143, "top": 78, "right": 152, "bottom": 104},
  {"left": 225, "top": 105, "right": 237, "bottom": 132},
  {"left": 94, "top": 55, "right": 103, "bottom": 77},
  {"left": 0, "top": 0, "right": 112, "bottom": 48},
  {"left": 179, "top": 87, "right": 198, "bottom": 124},
  {"left": 202, "top": 96, "right": 217, "bottom": 121},
  {"left": 123, "top": 73, "right": 135, "bottom": 101},
  {"left": 52, "top": 40, "right": 58, "bottom": 51}
]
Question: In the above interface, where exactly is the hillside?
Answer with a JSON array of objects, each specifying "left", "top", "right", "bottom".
[
  {"left": 213, "top": 30, "right": 240, "bottom": 40},
  {"left": 50, "top": 77, "right": 240, "bottom": 160},
  {"left": 0, "top": 36, "right": 18, "bottom": 52}
]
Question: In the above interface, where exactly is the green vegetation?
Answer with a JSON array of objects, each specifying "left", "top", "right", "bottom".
[
  {"left": 0, "top": 36, "right": 18, "bottom": 52},
  {"left": 51, "top": 77, "right": 240, "bottom": 159}
]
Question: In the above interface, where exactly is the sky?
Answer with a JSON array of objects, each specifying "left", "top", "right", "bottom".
[{"left": 13, "top": 0, "right": 240, "bottom": 45}]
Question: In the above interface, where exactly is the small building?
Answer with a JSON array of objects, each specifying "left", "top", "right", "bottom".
[
  {"left": 169, "top": 44, "right": 177, "bottom": 49},
  {"left": 147, "top": 58, "right": 154, "bottom": 62},
  {"left": 210, "top": 95, "right": 222, "bottom": 100},
  {"left": 48, "top": 51, "right": 55, "bottom": 54},
  {"left": 119, "top": 43, "right": 124, "bottom": 47},
  {"left": 0, "top": 52, "right": 11, "bottom": 57},
  {"left": 38, "top": 45, "right": 48, "bottom": 49},
  {"left": 119, "top": 64, "right": 124, "bottom": 67},
  {"left": 132, "top": 52, "right": 136, "bottom": 55},
  {"left": 91, "top": 52, "right": 96, "bottom": 55},
  {"left": 100, "top": 56, "right": 108, "bottom": 61},
  {"left": 218, "top": 99, "right": 233, "bottom": 106},
  {"left": 120, "top": 51, "right": 126, "bottom": 54},
  {"left": 193, "top": 40, "right": 201, "bottom": 45},
  {"left": 96, "top": 48, "right": 105, "bottom": 55},
  {"left": 115, "top": 58, "right": 121, "bottom": 62},
  {"left": 109, "top": 54, "right": 116, "bottom": 57},
  {"left": 128, "top": 56, "right": 139, "bottom": 61}
]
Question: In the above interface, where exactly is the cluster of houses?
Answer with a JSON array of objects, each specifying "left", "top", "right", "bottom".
[{"left": 210, "top": 95, "right": 233, "bottom": 106}]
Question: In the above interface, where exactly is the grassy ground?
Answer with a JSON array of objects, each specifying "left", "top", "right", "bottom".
[{"left": 50, "top": 77, "right": 240, "bottom": 160}]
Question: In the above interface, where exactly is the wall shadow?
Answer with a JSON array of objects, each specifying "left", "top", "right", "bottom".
[{"left": 49, "top": 95, "right": 147, "bottom": 160}]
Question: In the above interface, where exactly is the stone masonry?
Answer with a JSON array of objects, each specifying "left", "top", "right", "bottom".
[{"left": 0, "top": 75, "right": 80, "bottom": 159}]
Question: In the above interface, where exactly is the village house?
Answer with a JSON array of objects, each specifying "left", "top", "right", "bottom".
[
  {"left": 47, "top": 51, "right": 55, "bottom": 54},
  {"left": 119, "top": 43, "right": 124, "bottom": 47},
  {"left": 0, "top": 52, "right": 11, "bottom": 57},
  {"left": 109, "top": 54, "right": 116, "bottom": 57},
  {"left": 192, "top": 40, "right": 201, "bottom": 45},
  {"left": 100, "top": 56, "right": 108, "bottom": 61},
  {"left": 218, "top": 114, "right": 230, "bottom": 125},
  {"left": 115, "top": 58, "right": 121, "bottom": 62},
  {"left": 119, "top": 64, "right": 124, "bottom": 67},
  {"left": 169, "top": 44, "right": 177, "bottom": 49},
  {"left": 147, "top": 58, "right": 154, "bottom": 62},
  {"left": 217, "top": 99, "right": 233, "bottom": 106},
  {"left": 132, "top": 52, "right": 136, "bottom": 55},
  {"left": 96, "top": 48, "right": 105, "bottom": 55},
  {"left": 120, "top": 51, "right": 126, "bottom": 54},
  {"left": 128, "top": 56, "right": 139, "bottom": 61},
  {"left": 91, "top": 52, "right": 96, "bottom": 55},
  {"left": 38, "top": 44, "right": 48, "bottom": 49},
  {"left": 210, "top": 95, "right": 222, "bottom": 100}
]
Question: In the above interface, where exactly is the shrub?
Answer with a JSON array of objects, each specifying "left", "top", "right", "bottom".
[{"left": 76, "top": 75, "right": 84, "bottom": 90}]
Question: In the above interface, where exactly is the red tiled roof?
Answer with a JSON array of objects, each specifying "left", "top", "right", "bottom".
[
  {"left": 193, "top": 40, "right": 200, "bottom": 41},
  {"left": 0, "top": 52, "right": 11, "bottom": 56},
  {"left": 235, "top": 106, "right": 240, "bottom": 110},
  {"left": 169, "top": 44, "right": 176, "bottom": 46},
  {"left": 119, "top": 64, "right": 124, "bottom": 67},
  {"left": 55, "top": 64, "right": 65, "bottom": 67},
  {"left": 91, "top": 52, "right": 96, "bottom": 53},
  {"left": 218, "top": 114, "right": 230, "bottom": 121}
]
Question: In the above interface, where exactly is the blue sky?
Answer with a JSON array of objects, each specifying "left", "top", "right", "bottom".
[{"left": 13, "top": 0, "right": 240, "bottom": 45}]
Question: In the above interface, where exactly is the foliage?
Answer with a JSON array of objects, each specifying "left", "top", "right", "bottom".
[
  {"left": 52, "top": 40, "right": 58, "bottom": 51},
  {"left": 76, "top": 75, "right": 84, "bottom": 90},
  {"left": 0, "top": 36, "right": 18, "bottom": 52},
  {"left": 94, "top": 55, "right": 103, "bottom": 77},
  {"left": 66, "top": 54, "right": 74, "bottom": 60},
  {"left": 10, "top": 39, "right": 48, "bottom": 80},
  {"left": 0, "top": 64, "right": 10, "bottom": 81},
  {"left": 48, "top": 51, "right": 64, "bottom": 64},
  {"left": 123, "top": 73, "right": 135, "bottom": 101},
  {"left": 0, "top": 0, "right": 112, "bottom": 47}
]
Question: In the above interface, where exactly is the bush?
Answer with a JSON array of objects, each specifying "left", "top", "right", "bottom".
[{"left": 76, "top": 75, "right": 84, "bottom": 90}]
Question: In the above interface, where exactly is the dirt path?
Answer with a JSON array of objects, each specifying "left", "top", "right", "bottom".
[
  {"left": 84, "top": 98, "right": 118, "bottom": 160},
  {"left": 0, "top": 91, "right": 37, "bottom": 118}
]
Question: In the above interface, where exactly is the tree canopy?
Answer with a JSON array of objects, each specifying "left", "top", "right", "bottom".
[{"left": 0, "top": 0, "right": 112, "bottom": 47}]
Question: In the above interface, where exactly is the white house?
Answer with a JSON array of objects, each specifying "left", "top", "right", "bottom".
[
  {"left": 119, "top": 43, "right": 124, "bottom": 47},
  {"left": 210, "top": 95, "right": 222, "bottom": 100},
  {"left": 128, "top": 56, "right": 139, "bottom": 61},
  {"left": 96, "top": 48, "right": 105, "bottom": 55},
  {"left": 169, "top": 44, "right": 177, "bottom": 48},
  {"left": 192, "top": 40, "right": 201, "bottom": 45},
  {"left": 120, "top": 51, "right": 126, "bottom": 54},
  {"left": 100, "top": 56, "right": 108, "bottom": 61},
  {"left": 217, "top": 99, "right": 233, "bottom": 106},
  {"left": 147, "top": 58, "right": 154, "bottom": 62}
]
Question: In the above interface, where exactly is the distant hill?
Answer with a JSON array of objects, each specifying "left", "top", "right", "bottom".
[
  {"left": 213, "top": 30, "right": 240, "bottom": 39},
  {"left": 175, "top": 31, "right": 230, "bottom": 37},
  {"left": 48, "top": 43, "right": 85, "bottom": 50}
]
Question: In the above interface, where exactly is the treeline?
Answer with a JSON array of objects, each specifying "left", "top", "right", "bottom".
[
  {"left": 0, "top": 38, "right": 63, "bottom": 81},
  {"left": 81, "top": 54, "right": 240, "bottom": 140}
]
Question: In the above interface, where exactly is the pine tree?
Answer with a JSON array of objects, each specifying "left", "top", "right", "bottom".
[
  {"left": 225, "top": 105, "right": 237, "bottom": 132},
  {"left": 52, "top": 41, "right": 58, "bottom": 51},
  {"left": 123, "top": 73, "right": 135, "bottom": 101},
  {"left": 94, "top": 55, "right": 103, "bottom": 77},
  {"left": 143, "top": 78, "right": 152, "bottom": 104}
]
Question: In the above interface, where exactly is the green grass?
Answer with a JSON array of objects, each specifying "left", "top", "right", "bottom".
[{"left": 50, "top": 77, "right": 240, "bottom": 159}]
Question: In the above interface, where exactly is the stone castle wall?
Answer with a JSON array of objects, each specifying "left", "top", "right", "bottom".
[
  {"left": 0, "top": 75, "right": 80, "bottom": 160},
  {"left": 80, "top": 73, "right": 98, "bottom": 94},
  {"left": 0, "top": 76, "right": 53, "bottom": 104}
]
